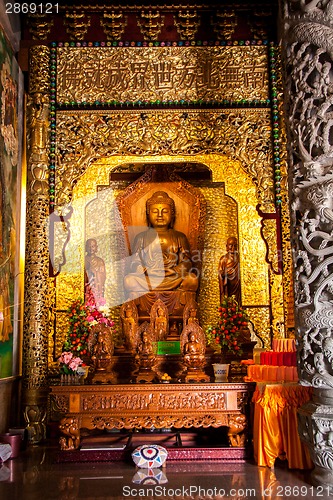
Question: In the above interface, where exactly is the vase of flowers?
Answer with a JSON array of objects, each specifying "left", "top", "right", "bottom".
[
  {"left": 63, "top": 298, "right": 116, "bottom": 362},
  {"left": 206, "top": 295, "right": 249, "bottom": 362},
  {"left": 59, "top": 297, "right": 116, "bottom": 383},
  {"left": 58, "top": 351, "right": 86, "bottom": 385}
]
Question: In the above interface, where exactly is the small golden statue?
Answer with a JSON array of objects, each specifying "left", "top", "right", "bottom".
[
  {"left": 89, "top": 324, "right": 116, "bottom": 384},
  {"left": 151, "top": 299, "right": 168, "bottom": 341},
  {"left": 134, "top": 322, "right": 157, "bottom": 383},
  {"left": 120, "top": 301, "right": 138, "bottom": 352},
  {"left": 183, "top": 300, "right": 200, "bottom": 327},
  {"left": 180, "top": 322, "right": 209, "bottom": 383},
  {"left": 218, "top": 236, "right": 241, "bottom": 305}
]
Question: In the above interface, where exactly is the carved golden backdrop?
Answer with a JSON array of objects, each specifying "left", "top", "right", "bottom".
[
  {"left": 55, "top": 46, "right": 269, "bottom": 104},
  {"left": 53, "top": 155, "right": 273, "bottom": 359}
]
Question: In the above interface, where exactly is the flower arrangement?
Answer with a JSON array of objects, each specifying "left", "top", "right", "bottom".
[
  {"left": 58, "top": 351, "right": 83, "bottom": 375},
  {"left": 62, "top": 297, "right": 115, "bottom": 358},
  {"left": 206, "top": 296, "right": 249, "bottom": 357}
]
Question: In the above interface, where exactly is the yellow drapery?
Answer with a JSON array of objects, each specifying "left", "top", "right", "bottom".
[{"left": 252, "top": 383, "right": 313, "bottom": 469}]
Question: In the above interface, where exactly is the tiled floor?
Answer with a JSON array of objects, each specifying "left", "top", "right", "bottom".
[{"left": 0, "top": 441, "right": 331, "bottom": 499}]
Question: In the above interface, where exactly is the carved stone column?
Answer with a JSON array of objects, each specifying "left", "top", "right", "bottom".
[
  {"left": 22, "top": 45, "right": 50, "bottom": 443},
  {"left": 280, "top": 0, "right": 333, "bottom": 491}
]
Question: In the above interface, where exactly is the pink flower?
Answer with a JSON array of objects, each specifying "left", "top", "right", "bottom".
[
  {"left": 97, "top": 297, "right": 106, "bottom": 307},
  {"left": 58, "top": 352, "right": 73, "bottom": 365},
  {"left": 86, "top": 315, "right": 95, "bottom": 322},
  {"left": 69, "top": 357, "right": 83, "bottom": 372},
  {"left": 99, "top": 317, "right": 108, "bottom": 324}
]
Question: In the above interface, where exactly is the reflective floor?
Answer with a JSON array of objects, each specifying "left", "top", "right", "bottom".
[{"left": 0, "top": 441, "right": 331, "bottom": 499}]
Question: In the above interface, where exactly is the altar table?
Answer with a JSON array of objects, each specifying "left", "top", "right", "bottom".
[
  {"left": 50, "top": 382, "right": 255, "bottom": 451},
  {"left": 252, "top": 382, "right": 313, "bottom": 469}
]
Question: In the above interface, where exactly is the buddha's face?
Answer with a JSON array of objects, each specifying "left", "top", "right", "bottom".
[{"left": 148, "top": 203, "right": 172, "bottom": 229}]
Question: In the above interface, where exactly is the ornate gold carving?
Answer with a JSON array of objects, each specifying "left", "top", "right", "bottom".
[
  {"left": 261, "top": 218, "right": 279, "bottom": 274},
  {"left": 55, "top": 109, "right": 273, "bottom": 209},
  {"left": 174, "top": 9, "right": 200, "bottom": 40},
  {"left": 28, "top": 45, "right": 50, "bottom": 94},
  {"left": 212, "top": 11, "right": 237, "bottom": 40},
  {"left": 23, "top": 46, "right": 51, "bottom": 445},
  {"left": 64, "top": 11, "right": 91, "bottom": 40},
  {"left": 276, "top": 48, "right": 295, "bottom": 333},
  {"left": 22, "top": 388, "right": 48, "bottom": 443},
  {"left": 269, "top": 272, "right": 285, "bottom": 339},
  {"left": 228, "top": 414, "right": 247, "bottom": 447},
  {"left": 23, "top": 197, "right": 50, "bottom": 388},
  {"left": 52, "top": 394, "right": 70, "bottom": 415},
  {"left": 137, "top": 10, "right": 165, "bottom": 40},
  {"left": 56, "top": 46, "right": 269, "bottom": 104},
  {"left": 82, "top": 391, "right": 226, "bottom": 411},
  {"left": 24, "top": 45, "right": 51, "bottom": 403},
  {"left": 47, "top": 278, "right": 56, "bottom": 366},
  {"left": 26, "top": 93, "right": 49, "bottom": 196},
  {"left": 101, "top": 11, "right": 128, "bottom": 40},
  {"left": 245, "top": 307, "right": 271, "bottom": 349},
  {"left": 55, "top": 312, "right": 70, "bottom": 360},
  {"left": 26, "top": 14, "right": 53, "bottom": 40},
  {"left": 91, "top": 414, "right": 228, "bottom": 430}
]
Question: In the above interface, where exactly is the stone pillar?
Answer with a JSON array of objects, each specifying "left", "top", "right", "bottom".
[
  {"left": 280, "top": 0, "right": 333, "bottom": 491},
  {"left": 22, "top": 45, "right": 50, "bottom": 443}
]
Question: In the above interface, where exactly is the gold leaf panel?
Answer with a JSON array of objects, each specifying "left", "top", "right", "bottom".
[{"left": 56, "top": 46, "right": 269, "bottom": 103}]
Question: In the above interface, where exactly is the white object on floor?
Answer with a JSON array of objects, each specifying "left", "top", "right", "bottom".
[{"left": 0, "top": 443, "right": 12, "bottom": 463}]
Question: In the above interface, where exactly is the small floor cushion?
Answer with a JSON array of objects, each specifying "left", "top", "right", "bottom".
[{"left": 131, "top": 444, "right": 168, "bottom": 468}]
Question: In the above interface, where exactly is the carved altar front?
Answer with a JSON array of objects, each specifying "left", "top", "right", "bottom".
[{"left": 50, "top": 382, "right": 254, "bottom": 451}]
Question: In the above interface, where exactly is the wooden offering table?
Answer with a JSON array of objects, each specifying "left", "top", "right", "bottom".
[{"left": 50, "top": 382, "right": 255, "bottom": 456}]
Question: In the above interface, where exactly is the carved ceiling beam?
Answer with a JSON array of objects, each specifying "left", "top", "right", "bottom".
[
  {"left": 101, "top": 11, "right": 128, "bottom": 40},
  {"left": 174, "top": 9, "right": 200, "bottom": 40},
  {"left": 212, "top": 10, "right": 238, "bottom": 41},
  {"left": 26, "top": 14, "right": 54, "bottom": 40},
  {"left": 64, "top": 11, "right": 91, "bottom": 40},
  {"left": 137, "top": 10, "right": 165, "bottom": 40}
]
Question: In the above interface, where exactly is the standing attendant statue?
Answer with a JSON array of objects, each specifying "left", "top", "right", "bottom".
[
  {"left": 218, "top": 236, "right": 241, "bottom": 305},
  {"left": 134, "top": 323, "right": 157, "bottom": 383},
  {"left": 151, "top": 299, "right": 168, "bottom": 341},
  {"left": 84, "top": 238, "right": 106, "bottom": 304},
  {"left": 120, "top": 302, "right": 138, "bottom": 352}
]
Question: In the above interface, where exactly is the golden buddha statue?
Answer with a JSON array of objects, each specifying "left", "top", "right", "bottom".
[
  {"left": 180, "top": 322, "right": 209, "bottom": 382},
  {"left": 184, "top": 331, "right": 205, "bottom": 364},
  {"left": 124, "top": 191, "right": 198, "bottom": 296}
]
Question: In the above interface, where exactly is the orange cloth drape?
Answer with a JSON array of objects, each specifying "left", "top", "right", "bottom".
[
  {"left": 247, "top": 365, "right": 298, "bottom": 382},
  {"left": 252, "top": 383, "right": 313, "bottom": 469}
]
